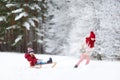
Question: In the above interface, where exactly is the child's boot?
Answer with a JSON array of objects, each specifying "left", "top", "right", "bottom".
[
  {"left": 74, "top": 65, "right": 78, "bottom": 68},
  {"left": 47, "top": 57, "right": 52, "bottom": 63}
]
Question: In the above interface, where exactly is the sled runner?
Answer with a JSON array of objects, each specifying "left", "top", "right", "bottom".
[{"left": 33, "top": 62, "right": 57, "bottom": 69}]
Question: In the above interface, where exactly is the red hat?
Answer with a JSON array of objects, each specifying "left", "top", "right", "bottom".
[{"left": 89, "top": 31, "right": 95, "bottom": 38}]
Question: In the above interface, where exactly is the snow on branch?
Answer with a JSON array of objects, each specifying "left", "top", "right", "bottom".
[
  {"left": 28, "top": 18, "right": 35, "bottom": 27},
  {"left": 12, "top": 8, "right": 23, "bottom": 13},
  {"left": 15, "top": 35, "right": 22, "bottom": 43},
  {"left": 37, "top": 40, "right": 43, "bottom": 44},
  {"left": 6, "top": 4, "right": 17, "bottom": 8},
  {"left": 29, "top": 4, "right": 41, "bottom": 10},
  {"left": 6, "top": 25, "right": 19, "bottom": 30},
  {"left": 32, "top": 17, "right": 39, "bottom": 23},
  {"left": 15, "top": 12, "right": 28, "bottom": 21},
  {"left": 23, "top": 22, "right": 30, "bottom": 30},
  {"left": 12, "top": 35, "right": 23, "bottom": 46},
  {"left": 36, "top": 32, "right": 44, "bottom": 37},
  {"left": 0, "top": 16, "right": 6, "bottom": 21},
  {"left": 33, "top": 4, "right": 41, "bottom": 10}
]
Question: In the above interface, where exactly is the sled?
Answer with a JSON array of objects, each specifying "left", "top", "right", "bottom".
[{"left": 32, "top": 62, "right": 57, "bottom": 69}]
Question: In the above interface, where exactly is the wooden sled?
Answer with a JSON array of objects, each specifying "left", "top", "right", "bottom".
[{"left": 32, "top": 62, "right": 57, "bottom": 69}]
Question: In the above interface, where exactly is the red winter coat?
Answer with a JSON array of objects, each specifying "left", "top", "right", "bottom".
[
  {"left": 86, "top": 31, "right": 96, "bottom": 48},
  {"left": 24, "top": 53, "right": 38, "bottom": 66}
]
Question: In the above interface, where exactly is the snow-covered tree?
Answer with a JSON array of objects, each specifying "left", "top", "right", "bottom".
[
  {"left": 0, "top": 1, "right": 9, "bottom": 51},
  {"left": 95, "top": 0, "right": 120, "bottom": 58},
  {"left": 45, "top": 0, "right": 72, "bottom": 55},
  {"left": 0, "top": 0, "right": 48, "bottom": 53},
  {"left": 45, "top": 0, "right": 120, "bottom": 59}
]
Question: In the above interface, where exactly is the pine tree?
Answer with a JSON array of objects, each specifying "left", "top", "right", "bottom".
[
  {"left": 0, "top": 1, "right": 9, "bottom": 51},
  {"left": 0, "top": 0, "right": 48, "bottom": 53}
]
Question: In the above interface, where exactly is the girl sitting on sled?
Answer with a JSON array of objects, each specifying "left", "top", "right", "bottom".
[{"left": 24, "top": 47, "right": 52, "bottom": 67}]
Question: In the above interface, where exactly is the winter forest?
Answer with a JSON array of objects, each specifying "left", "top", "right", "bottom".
[{"left": 0, "top": 0, "right": 120, "bottom": 60}]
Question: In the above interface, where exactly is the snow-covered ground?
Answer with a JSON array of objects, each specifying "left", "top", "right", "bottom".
[{"left": 0, "top": 52, "right": 120, "bottom": 80}]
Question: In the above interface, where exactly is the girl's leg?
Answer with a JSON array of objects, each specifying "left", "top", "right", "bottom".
[
  {"left": 85, "top": 55, "right": 90, "bottom": 65},
  {"left": 76, "top": 56, "right": 84, "bottom": 65},
  {"left": 85, "top": 48, "right": 92, "bottom": 65},
  {"left": 36, "top": 60, "right": 47, "bottom": 65},
  {"left": 75, "top": 54, "right": 85, "bottom": 67}
]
